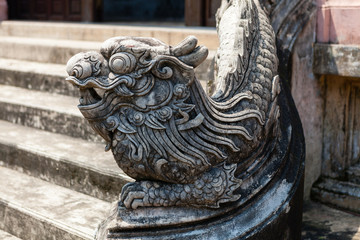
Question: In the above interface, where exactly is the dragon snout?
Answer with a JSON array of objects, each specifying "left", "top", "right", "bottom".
[
  {"left": 67, "top": 62, "right": 93, "bottom": 80},
  {"left": 66, "top": 53, "right": 94, "bottom": 81},
  {"left": 66, "top": 51, "right": 107, "bottom": 83}
]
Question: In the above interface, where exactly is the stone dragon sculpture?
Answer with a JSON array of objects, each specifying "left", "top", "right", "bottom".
[{"left": 66, "top": 0, "right": 281, "bottom": 209}]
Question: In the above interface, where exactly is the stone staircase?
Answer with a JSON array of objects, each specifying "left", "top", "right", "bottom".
[{"left": 0, "top": 21, "right": 217, "bottom": 240}]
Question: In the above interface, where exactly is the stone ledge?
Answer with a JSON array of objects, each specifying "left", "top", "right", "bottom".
[
  {"left": 311, "top": 177, "right": 360, "bottom": 214},
  {"left": 0, "top": 167, "right": 111, "bottom": 240},
  {"left": 0, "top": 84, "right": 101, "bottom": 141},
  {"left": 302, "top": 201, "right": 360, "bottom": 240},
  {"left": 0, "top": 119, "right": 131, "bottom": 202},
  {"left": 313, "top": 43, "right": 360, "bottom": 78},
  {"left": 0, "top": 21, "right": 219, "bottom": 50}
]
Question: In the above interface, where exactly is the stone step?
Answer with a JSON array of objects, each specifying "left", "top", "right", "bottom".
[
  {"left": 311, "top": 177, "right": 360, "bottom": 214},
  {"left": 0, "top": 58, "right": 79, "bottom": 97},
  {"left": 347, "top": 163, "right": 360, "bottom": 184},
  {"left": 0, "top": 229, "right": 22, "bottom": 240},
  {"left": 0, "top": 84, "right": 102, "bottom": 142},
  {"left": 0, "top": 20, "right": 219, "bottom": 50},
  {"left": 0, "top": 58, "right": 212, "bottom": 97},
  {"left": 0, "top": 120, "right": 132, "bottom": 202},
  {"left": 0, "top": 166, "right": 111, "bottom": 240},
  {"left": 0, "top": 36, "right": 101, "bottom": 65},
  {"left": 0, "top": 36, "right": 214, "bottom": 79},
  {"left": 302, "top": 201, "right": 360, "bottom": 240}
]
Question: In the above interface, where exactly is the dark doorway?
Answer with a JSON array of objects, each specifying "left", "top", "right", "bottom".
[
  {"left": 7, "top": 0, "right": 100, "bottom": 22},
  {"left": 185, "top": 0, "right": 221, "bottom": 27},
  {"left": 102, "top": 0, "right": 184, "bottom": 22},
  {"left": 7, "top": 0, "right": 220, "bottom": 26}
]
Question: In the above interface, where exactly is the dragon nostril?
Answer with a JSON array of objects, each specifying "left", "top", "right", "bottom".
[
  {"left": 71, "top": 69, "right": 78, "bottom": 77},
  {"left": 71, "top": 65, "right": 83, "bottom": 79},
  {"left": 72, "top": 63, "right": 92, "bottom": 79}
]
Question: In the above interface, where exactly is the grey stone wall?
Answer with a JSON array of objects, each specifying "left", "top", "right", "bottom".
[{"left": 291, "top": 13, "right": 325, "bottom": 200}]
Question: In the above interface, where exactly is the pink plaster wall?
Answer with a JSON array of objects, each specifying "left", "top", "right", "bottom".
[
  {"left": 317, "top": 0, "right": 360, "bottom": 44},
  {"left": 0, "top": 0, "right": 7, "bottom": 21}
]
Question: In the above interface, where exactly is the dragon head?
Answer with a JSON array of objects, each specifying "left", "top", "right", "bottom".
[{"left": 66, "top": 36, "right": 208, "bottom": 151}]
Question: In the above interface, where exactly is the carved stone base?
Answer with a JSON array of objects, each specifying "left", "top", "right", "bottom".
[
  {"left": 96, "top": 179, "right": 303, "bottom": 240},
  {"left": 311, "top": 177, "right": 360, "bottom": 214}
]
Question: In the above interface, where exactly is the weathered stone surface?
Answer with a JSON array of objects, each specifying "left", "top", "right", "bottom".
[
  {"left": 290, "top": 13, "right": 324, "bottom": 200},
  {"left": 0, "top": 58, "right": 79, "bottom": 97},
  {"left": 321, "top": 76, "right": 360, "bottom": 179},
  {"left": 109, "top": 203, "right": 227, "bottom": 229},
  {"left": 316, "top": 0, "right": 360, "bottom": 45},
  {"left": 0, "top": 36, "right": 100, "bottom": 64},
  {"left": 348, "top": 163, "right": 360, "bottom": 185},
  {"left": 0, "top": 21, "right": 219, "bottom": 50},
  {"left": 66, "top": 0, "right": 305, "bottom": 239},
  {"left": 310, "top": 71, "right": 360, "bottom": 213},
  {"left": 0, "top": 120, "right": 132, "bottom": 202},
  {"left": 313, "top": 43, "right": 360, "bottom": 78},
  {"left": 0, "top": 85, "right": 101, "bottom": 142},
  {"left": 260, "top": 0, "right": 316, "bottom": 82},
  {"left": 302, "top": 201, "right": 360, "bottom": 240},
  {"left": 311, "top": 177, "right": 360, "bottom": 214},
  {"left": 311, "top": 4, "right": 360, "bottom": 211},
  {"left": 246, "top": 0, "right": 320, "bottom": 202},
  {"left": 101, "top": 170, "right": 304, "bottom": 239},
  {"left": 0, "top": 167, "right": 111, "bottom": 240}
]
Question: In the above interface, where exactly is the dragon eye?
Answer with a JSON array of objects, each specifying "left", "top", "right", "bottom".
[{"left": 109, "top": 52, "right": 136, "bottom": 74}]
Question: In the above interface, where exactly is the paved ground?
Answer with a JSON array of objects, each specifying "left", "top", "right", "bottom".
[{"left": 302, "top": 201, "right": 360, "bottom": 240}]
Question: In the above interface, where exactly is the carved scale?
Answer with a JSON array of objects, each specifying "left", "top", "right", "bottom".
[{"left": 66, "top": 0, "right": 305, "bottom": 239}]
